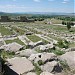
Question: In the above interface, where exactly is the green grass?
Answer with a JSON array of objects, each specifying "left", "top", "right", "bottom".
[
  {"left": 48, "top": 35, "right": 62, "bottom": 41},
  {"left": 0, "top": 50, "right": 15, "bottom": 59},
  {"left": 40, "top": 23, "right": 75, "bottom": 34},
  {"left": 57, "top": 39, "right": 69, "bottom": 49},
  {"left": 53, "top": 50, "right": 65, "bottom": 55},
  {"left": 12, "top": 26, "right": 25, "bottom": 35},
  {"left": 27, "top": 35, "right": 41, "bottom": 42},
  {"left": 48, "top": 48, "right": 65, "bottom": 55},
  {"left": 1, "top": 22, "right": 75, "bottom": 48},
  {"left": 0, "top": 26, "right": 13, "bottom": 36},
  {"left": 5, "top": 38, "right": 25, "bottom": 45},
  {"left": 34, "top": 63, "right": 42, "bottom": 75},
  {"left": 27, "top": 34, "right": 48, "bottom": 44},
  {"left": 42, "top": 39, "right": 49, "bottom": 44}
]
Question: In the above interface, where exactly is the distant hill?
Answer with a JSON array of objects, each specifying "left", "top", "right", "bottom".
[
  {"left": 0, "top": 12, "right": 74, "bottom": 16},
  {"left": 0, "top": 12, "right": 6, "bottom": 15},
  {"left": 13, "top": 12, "right": 75, "bottom": 15},
  {"left": 0, "top": 12, "right": 12, "bottom": 16}
]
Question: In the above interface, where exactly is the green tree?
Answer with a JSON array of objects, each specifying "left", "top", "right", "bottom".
[
  {"left": 38, "top": 60, "right": 44, "bottom": 66},
  {"left": 62, "top": 21, "right": 66, "bottom": 25},
  {"left": 67, "top": 22, "right": 71, "bottom": 30},
  {"left": 62, "top": 21, "right": 65, "bottom": 25}
]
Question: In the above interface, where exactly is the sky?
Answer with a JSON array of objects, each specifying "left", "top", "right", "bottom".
[{"left": 0, "top": 0, "right": 74, "bottom": 13}]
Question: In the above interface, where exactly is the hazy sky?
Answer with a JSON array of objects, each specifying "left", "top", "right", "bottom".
[{"left": 0, "top": 0, "right": 74, "bottom": 13}]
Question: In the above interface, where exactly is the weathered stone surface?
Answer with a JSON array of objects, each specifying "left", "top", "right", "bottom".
[
  {"left": 18, "top": 49, "right": 37, "bottom": 57},
  {"left": 40, "top": 44, "right": 54, "bottom": 51},
  {"left": 40, "top": 72, "right": 54, "bottom": 75},
  {"left": 40, "top": 61, "right": 58, "bottom": 72},
  {"left": 28, "top": 52, "right": 57, "bottom": 63},
  {"left": 6, "top": 57, "right": 34, "bottom": 75},
  {"left": 0, "top": 42, "right": 23, "bottom": 52},
  {"left": 26, "top": 72, "right": 37, "bottom": 75},
  {"left": 59, "top": 51, "right": 75, "bottom": 70}
]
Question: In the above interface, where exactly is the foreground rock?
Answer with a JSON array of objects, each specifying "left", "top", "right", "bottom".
[
  {"left": 40, "top": 72, "right": 54, "bottom": 75},
  {"left": 0, "top": 42, "right": 23, "bottom": 52},
  {"left": 6, "top": 57, "right": 34, "bottom": 75},
  {"left": 40, "top": 61, "right": 58, "bottom": 72},
  {"left": 17, "top": 49, "right": 37, "bottom": 57},
  {"left": 28, "top": 52, "right": 57, "bottom": 63},
  {"left": 40, "top": 43, "right": 54, "bottom": 51},
  {"left": 26, "top": 72, "right": 37, "bottom": 75},
  {"left": 59, "top": 51, "right": 75, "bottom": 70}
]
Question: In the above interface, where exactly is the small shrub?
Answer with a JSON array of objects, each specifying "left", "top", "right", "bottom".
[
  {"left": 34, "top": 63, "right": 42, "bottom": 75},
  {"left": 38, "top": 60, "right": 44, "bottom": 66},
  {"left": 59, "top": 60, "right": 70, "bottom": 71},
  {"left": 57, "top": 39, "right": 69, "bottom": 49},
  {"left": 0, "top": 50, "right": 15, "bottom": 59},
  {"left": 53, "top": 50, "right": 65, "bottom": 55}
]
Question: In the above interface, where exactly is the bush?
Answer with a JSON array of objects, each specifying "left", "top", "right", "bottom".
[
  {"left": 53, "top": 50, "right": 65, "bottom": 55},
  {"left": 67, "top": 22, "right": 71, "bottom": 30},
  {"left": 38, "top": 60, "right": 44, "bottom": 66},
  {"left": 34, "top": 63, "right": 42, "bottom": 75},
  {"left": 57, "top": 39, "right": 69, "bottom": 49},
  {"left": 0, "top": 50, "right": 15, "bottom": 59},
  {"left": 60, "top": 60, "right": 70, "bottom": 71}
]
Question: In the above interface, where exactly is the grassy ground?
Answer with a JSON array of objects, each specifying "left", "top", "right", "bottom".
[
  {"left": 42, "top": 39, "right": 49, "bottom": 44},
  {"left": 27, "top": 34, "right": 48, "bottom": 44},
  {"left": 5, "top": 38, "right": 25, "bottom": 45},
  {"left": 0, "top": 26, "right": 13, "bottom": 36},
  {"left": 0, "top": 50, "right": 15, "bottom": 59},
  {"left": 1, "top": 22, "right": 75, "bottom": 47},
  {"left": 51, "top": 18, "right": 62, "bottom": 24},
  {"left": 69, "top": 42, "right": 75, "bottom": 48},
  {"left": 48, "top": 35, "right": 62, "bottom": 41},
  {"left": 12, "top": 26, "right": 25, "bottom": 35},
  {"left": 43, "top": 24, "right": 74, "bottom": 33},
  {"left": 27, "top": 34, "right": 41, "bottom": 42},
  {"left": 13, "top": 22, "right": 75, "bottom": 34}
]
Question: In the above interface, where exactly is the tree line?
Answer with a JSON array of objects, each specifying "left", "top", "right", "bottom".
[{"left": 62, "top": 21, "right": 74, "bottom": 30}]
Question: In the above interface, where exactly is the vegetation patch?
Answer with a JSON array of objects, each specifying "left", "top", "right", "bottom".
[
  {"left": 69, "top": 42, "right": 75, "bottom": 48},
  {"left": 33, "top": 63, "right": 42, "bottom": 75},
  {"left": 48, "top": 48, "right": 65, "bottom": 55},
  {"left": 0, "top": 50, "right": 15, "bottom": 59},
  {"left": 0, "top": 26, "right": 13, "bottom": 36},
  {"left": 53, "top": 50, "right": 65, "bottom": 55},
  {"left": 27, "top": 35, "right": 41, "bottom": 42},
  {"left": 5, "top": 38, "right": 25, "bottom": 45},
  {"left": 57, "top": 39, "right": 69, "bottom": 49},
  {"left": 12, "top": 26, "right": 25, "bottom": 35},
  {"left": 38, "top": 60, "right": 44, "bottom": 66},
  {"left": 59, "top": 60, "right": 70, "bottom": 72}
]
